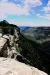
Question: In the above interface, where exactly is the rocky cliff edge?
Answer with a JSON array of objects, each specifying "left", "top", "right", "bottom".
[{"left": 0, "top": 57, "right": 48, "bottom": 75}]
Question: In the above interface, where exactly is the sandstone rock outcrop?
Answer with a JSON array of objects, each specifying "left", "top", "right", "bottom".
[
  {"left": 0, "top": 57, "right": 47, "bottom": 75},
  {"left": 0, "top": 20, "right": 20, "bottom": 58}
]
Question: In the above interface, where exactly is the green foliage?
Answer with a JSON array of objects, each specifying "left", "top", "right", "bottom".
[
  {"left": 18, "top": 34, "right": 48, "bottom": 72},
  {"left": 16, "top": 47, "right": 22, "bottom": 53}
]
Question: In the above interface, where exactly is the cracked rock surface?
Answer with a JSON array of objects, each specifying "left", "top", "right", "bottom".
[{"left": 0, "top": 57, "right": 48, "bottom": 75}]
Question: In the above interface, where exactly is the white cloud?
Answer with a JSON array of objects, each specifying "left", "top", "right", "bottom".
[
  {"left": 43, "top": 6, "right": 50, "bottom": 13},
  {"left": 0, "top": 0, "right": 42, "bottom": 25},
  {"left": 0, "top": 2, "right": 30, "bottom": 16},
  {"left": 42, "top": 0, "right": 50, "bottom": 13},
  {"left": 43, "top": 14, "right": 50, "bottom": 20},
  {"left": 41, "top": 0, "right": 50, "bottom": 20},
  {"left": 37, "top": 13, "right": 50, "bottom": 20},
  {"left": 47, "top": 0, "right": 50, "bottom": 6},
  {"left": 0, "top": 0, "right": 42, "bottom": 16},
  {"left": 36, "top": 13, "right": 41, "bottom": 16},
  {"left": 24, "top": 0, "right": 42, "bottom": 7},
  {"left": 0, "top": 0, "right": 8, "bottom": 2}
]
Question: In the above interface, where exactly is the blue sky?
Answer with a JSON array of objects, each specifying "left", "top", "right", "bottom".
[{"left": 0, "top": 0, "right": 50, "bottom": 26}]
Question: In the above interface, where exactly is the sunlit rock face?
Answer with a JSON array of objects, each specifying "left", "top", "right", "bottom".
[
  {"left": 0, "top": 57, "right": 48, "bottom": 75},
  {"left": 0, "top": 20, "right": 20, "bottom": 58}
]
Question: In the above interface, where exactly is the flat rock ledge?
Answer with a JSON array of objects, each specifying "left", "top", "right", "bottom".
[{"left": 0, "top": 57, "right": 48, "bottom": 75}]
